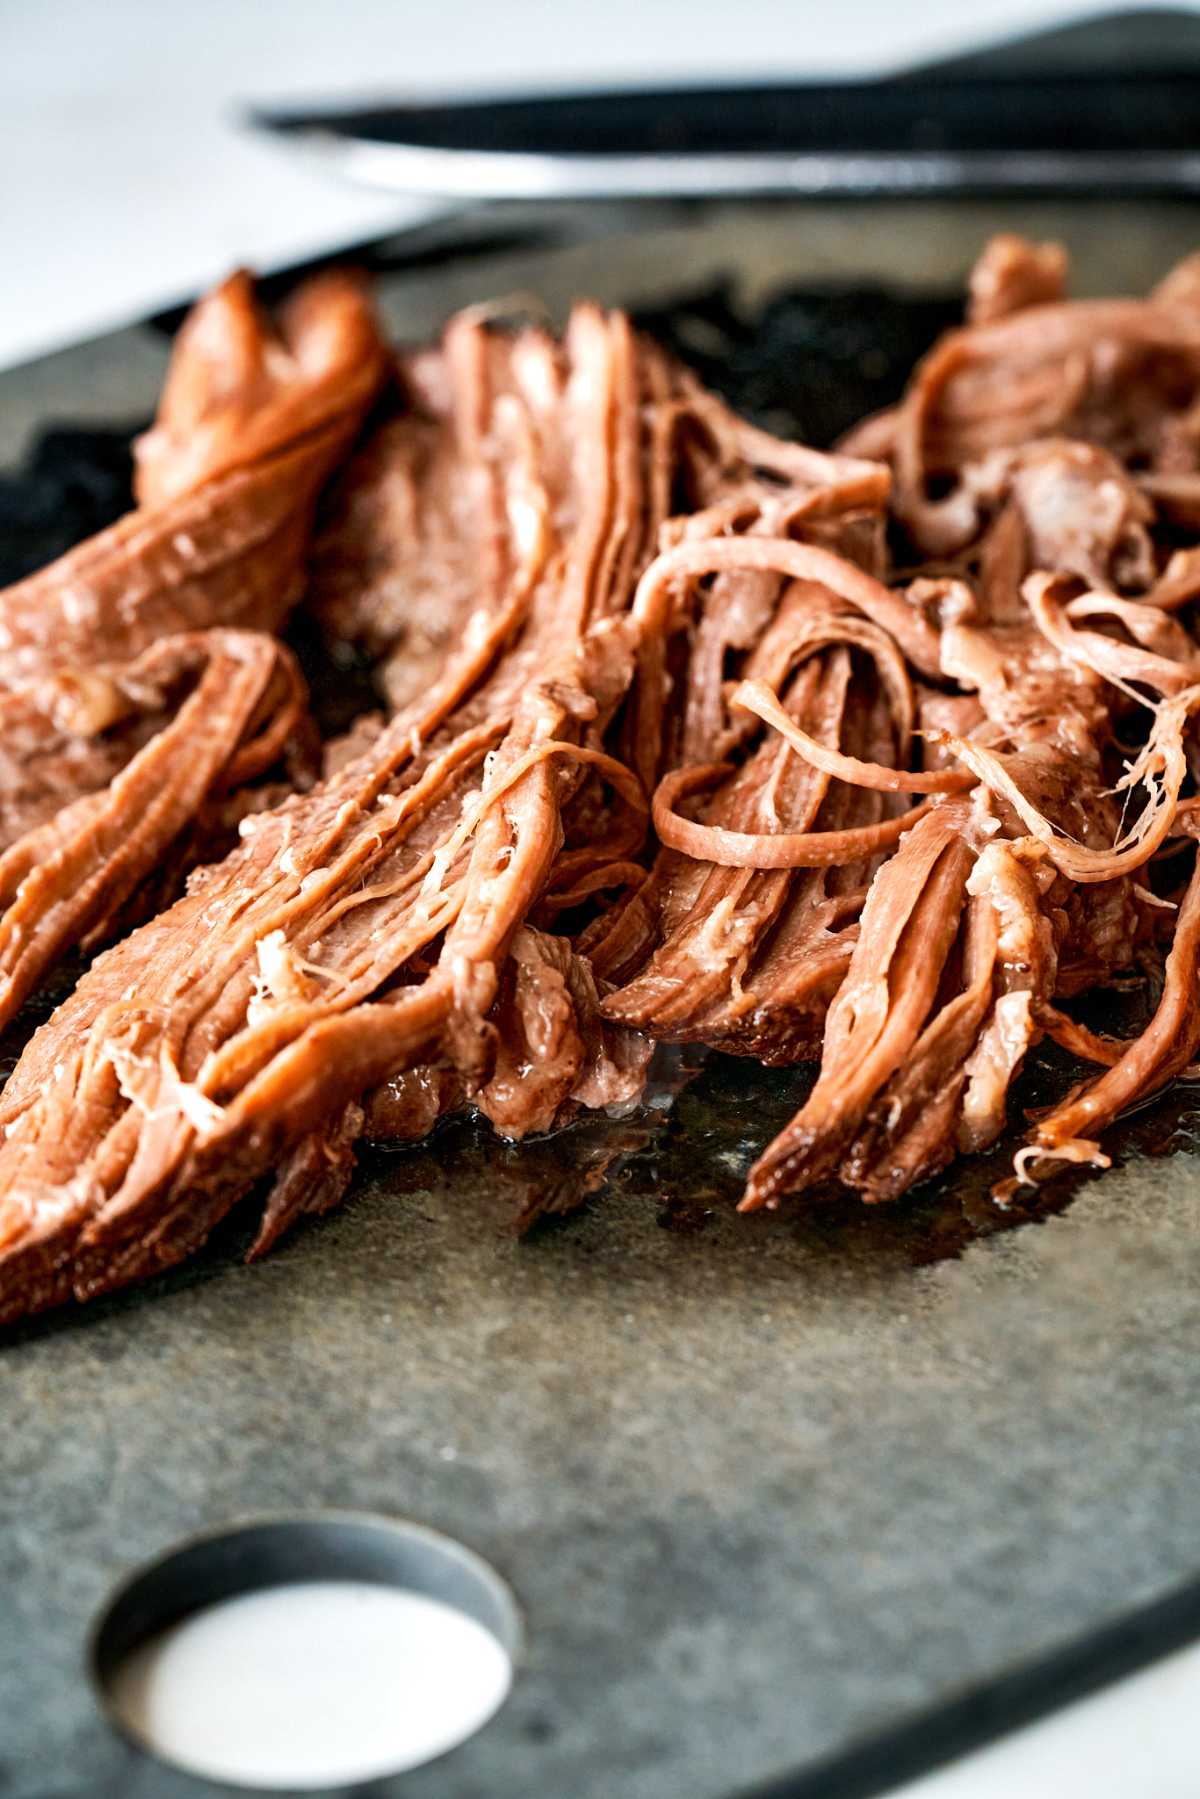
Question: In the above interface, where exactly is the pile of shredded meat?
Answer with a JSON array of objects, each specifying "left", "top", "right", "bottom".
[{"left": 4, "top": 233, "right": 1200, "bottom": 1321}]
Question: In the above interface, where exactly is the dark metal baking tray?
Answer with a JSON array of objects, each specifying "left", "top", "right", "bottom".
[{"left": 5, "top": 197, "right": 1200, "bottom": 1799}]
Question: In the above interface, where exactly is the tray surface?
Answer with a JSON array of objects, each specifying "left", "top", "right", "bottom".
[{"left": 5, "top": 199, "right": 1200, "bottom": 1799}]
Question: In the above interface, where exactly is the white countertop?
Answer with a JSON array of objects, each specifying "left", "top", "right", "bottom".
[
  {"left": 3, "top": 1, "right": 1198, "bottom": 1791},
  {"left": 0, "top": 0, "right": 1162, "bottom": 368}
]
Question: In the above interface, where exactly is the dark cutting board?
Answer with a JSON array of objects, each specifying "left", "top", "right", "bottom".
[{"left": 5, "top": 198, "right": 1200, "bottom": 1799}]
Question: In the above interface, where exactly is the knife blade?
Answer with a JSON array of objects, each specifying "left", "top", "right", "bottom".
[{"left": 248, "top": 70, "right": 1200, "bottom": 200}]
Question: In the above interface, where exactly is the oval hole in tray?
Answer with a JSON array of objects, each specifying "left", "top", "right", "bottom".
[{"left": 88, "top": 1510, "right": 521, "bottom": 1790}]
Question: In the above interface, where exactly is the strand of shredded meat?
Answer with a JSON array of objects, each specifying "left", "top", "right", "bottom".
[
  {"left": 5, "top": 233, "right": 1200, "bottom": 1320},
  {"left": 0, "top": 270, "right": 383, "bottom": 1043}
]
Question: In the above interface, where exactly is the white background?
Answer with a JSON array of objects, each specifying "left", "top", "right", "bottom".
[
  {"left": 3, "top": 1, "right": 1199, "bottom": 1792},
  {"left": 0, "top": 0, "right": 1183, "bottom": 367}
]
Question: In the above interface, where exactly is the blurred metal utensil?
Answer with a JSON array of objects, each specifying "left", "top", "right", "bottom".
[{"left": 247, "top": 64, "right": 1200, "bottom": 202}]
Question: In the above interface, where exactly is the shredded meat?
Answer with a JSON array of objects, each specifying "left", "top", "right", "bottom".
[
  {"left": 6, "top": 233, "right": 1200, "bottom": 1320},
  {"left": 0, "top": 270, "right": 385, "bottom": 684},
  {"left": 966, "top": 233, "right": 1067, "bottom": 327},
  {"left": 0, "top": 272, "right": 382, "bottom": 1063}
]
